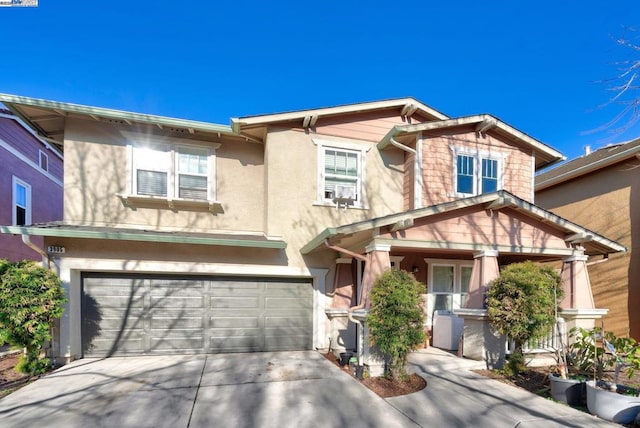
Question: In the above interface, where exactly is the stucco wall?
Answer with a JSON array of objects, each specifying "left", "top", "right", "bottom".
[
  {"left": 536, "top": 158, "right": 638, "bottom": 338},
  {"left": 63, "top": 118, "right": 266, "bottom": 233},
  {"left": 263, "top": 128, "right": 406, "bottom": 266}
]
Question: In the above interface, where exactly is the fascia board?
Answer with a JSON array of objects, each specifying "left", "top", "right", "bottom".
[
  {"left": 0, "top": 225, "right": 287, "bottom": 249},
  {"left": 0, "top": 93, "right": 233, "bottom": 135}
]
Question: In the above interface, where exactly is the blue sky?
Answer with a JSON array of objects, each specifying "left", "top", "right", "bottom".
[{"left": 2, "top": 1, "right": 640, "bottom": 163}]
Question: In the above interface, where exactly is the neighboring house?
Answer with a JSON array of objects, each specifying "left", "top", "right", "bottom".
[
  {"left": 0, "top": 108, "right": 63, "bottom": 261},
  {"left": 536, "top": 140, "right": 640, "bottom": 339},
  {"left": 0, "top": 94, "right": 625, "bottom": 371}
]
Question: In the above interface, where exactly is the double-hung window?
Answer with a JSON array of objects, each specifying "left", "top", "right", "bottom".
[
  {"left": 132, "top": 142, "right": 213, "bottom": 201},
  {"left": 316, "top": 139, "right": 367, "bottom": 207},
  {"left": 452, "top": 147, "right": 504, "bottom": 196},
  {"left": 12, "top": 176, "right": 31, "bottom": 226}
]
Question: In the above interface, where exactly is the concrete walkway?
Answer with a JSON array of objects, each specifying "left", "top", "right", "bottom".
[
  {"left": 0, "top": 348, "right": 619, "bottom": 427},
  {"left": 388, "top": 347, "right": 617, "bottom": 427}
]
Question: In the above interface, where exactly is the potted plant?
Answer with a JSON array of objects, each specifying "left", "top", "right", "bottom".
[
  {"left": 548, "top": 323, "right": 587, "bottom": 406},
  {"left": 571, "top": 327, "right": 640, "bottom": 424}
]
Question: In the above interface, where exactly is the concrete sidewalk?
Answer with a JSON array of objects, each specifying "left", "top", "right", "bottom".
[{"left": 386, "top": 347, "right": 616, "bottom": 427}]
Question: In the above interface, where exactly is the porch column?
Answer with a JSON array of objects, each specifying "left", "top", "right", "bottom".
[
  {"left": 560, "top": 252, "right": 594, "bottom": 309},
  {"left": 327, "top": 258, "right": 356, "bottom": 355},
  {"left": 559, "top": 251, "right": 608, "bottom": 332},
  {"left": 360, "top": 243, "right": 391, "bottom": 308},
  {"left": 464, "top": 250, "right": 499, "bottom": 309}
]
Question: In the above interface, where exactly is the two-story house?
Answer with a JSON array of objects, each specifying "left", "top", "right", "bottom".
[
  {"left": 0, "top": 93, "right": 625, "bottom": 371},
  {"left": 0, "top": 108, "right": 63, "bottom": 261}
]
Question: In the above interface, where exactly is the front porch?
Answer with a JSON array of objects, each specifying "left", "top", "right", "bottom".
[{"left": 302, "top": 191, "right": 626, "bottom": 374}]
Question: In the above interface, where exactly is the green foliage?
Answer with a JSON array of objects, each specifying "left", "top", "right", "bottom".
[
  {"left": 568, "top": 327, "right": 640, "bottom": 380},
  {"left": 367, "top": 269, "right": 425, "bottom": 380},
  {"left": 485, "top": 261, "right": 562, "bottom": 373},
  {"left": 0, "top": 260, "right": 66, "bottom": 374}
]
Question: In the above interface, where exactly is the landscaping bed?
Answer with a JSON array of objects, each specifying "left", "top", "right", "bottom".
[
  {"left": 0, "top": 352, "right": 32, "bottom": 397},
  {"left": 323, "top": 352, "right": 426, "bottom": 398}
]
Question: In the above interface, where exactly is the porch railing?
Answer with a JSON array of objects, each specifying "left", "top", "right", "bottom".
[{"left": 506, "top": 317, "right": 567, "bottom": 354}]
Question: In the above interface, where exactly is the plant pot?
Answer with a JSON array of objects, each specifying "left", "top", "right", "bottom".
[
  {"left": 339, "top": 352, "right": 353, "bottom": 366},
  {"left": 549, "top": 374, "right": 585, "bottom": 406},
  {"left": 586, "top": 380, "right": 640, "bottom": 424}
]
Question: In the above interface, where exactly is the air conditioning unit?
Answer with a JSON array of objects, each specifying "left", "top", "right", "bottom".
[{"left": 333, "top": 185, "right": 356, "bottom": 209}]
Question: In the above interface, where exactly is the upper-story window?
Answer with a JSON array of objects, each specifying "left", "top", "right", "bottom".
[
  {"left": 39, "top": 150, "right": 49, "bottom": 172},
  {"left": 12, "top": 176, "right": 31, "bottom": 226},
  {"left": 452, "top": 147, "right": 504, "bottom": 197},
  {"left": 132, "top": 143, "right": 214, "bottom": 201},
  {"left": 315, "top": 139, "right": 368, "bottom": 208}
]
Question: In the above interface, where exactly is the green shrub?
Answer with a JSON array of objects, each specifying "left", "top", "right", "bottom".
[
  {"left": 0, "top": 260, "right": 66, "bottom": 374},
  {"left": 485, "top": 261, "right": 562, "bottom": 374},
  {"left": 367, "top": 269, "right": 425, "bottom": 380}
]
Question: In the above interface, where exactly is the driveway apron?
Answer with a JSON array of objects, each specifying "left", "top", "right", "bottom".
[{"left": 0, "top": 351, "right": 416, "bottom": 428}]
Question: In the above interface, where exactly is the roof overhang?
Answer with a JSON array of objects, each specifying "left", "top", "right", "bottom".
[
  {"left": 536, "top": 138, "right": 640, "bottom": 191},
  {"left": 0, "top": 224, "right": 287, "bottom": 250},
  {"left": 301, "top": 191, "right": 626, "bottom": 256},
  {"left": 378, "top": 114, "right": 565, "bottom": 170},
  {"left": 231, "top": 98, "right": 449, "bottom": 142},
  {"left": 0, "top": 93, "right": 234, "bottom": 150}
]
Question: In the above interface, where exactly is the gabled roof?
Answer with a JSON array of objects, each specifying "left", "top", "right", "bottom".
[
  {"left": 378, "top": 114, "right": 564, "bottom": 170},
  {"left": 301, "top": 190, "right": 626, "bottom": 256},
  {"left": 231, "top": 97, "right": 449, "bottom": 140},
  {"left": 0, "top": 93, "right": 233, "bottom": 149},
  {"left": 536, "top": 138, "right": 640, "bottom": 191},
  {"left": 0, "top": 223, "right": 287, "bottom": 249}
]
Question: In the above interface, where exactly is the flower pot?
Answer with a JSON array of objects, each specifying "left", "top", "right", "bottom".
[
  {"left": 586, "top": 380, "right": 640, "bottom": 424},
  {"left": 339, "top": 352, "right": 353, "bottom": 366},
  {"left": 549, "top": 374, "right": 585, "bottom": 406}
]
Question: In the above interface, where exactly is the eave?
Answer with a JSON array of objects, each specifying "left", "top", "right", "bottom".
[
  {"left": 378, "top": 114, "right": 565, "bottom": 170},
  {"left": 0, "top": 224, "right": 287, "bottom": 250}
]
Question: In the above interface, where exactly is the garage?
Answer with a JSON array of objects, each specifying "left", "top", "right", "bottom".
[{"left": 81, "top": 274, "right": 313, "bottom": 357}]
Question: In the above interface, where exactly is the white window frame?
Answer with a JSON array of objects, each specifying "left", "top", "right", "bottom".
[
  {"left": 39, "top": 150, "right": 49, "bottom": 172},
  {"left": 127, "top": 136, "right": 220, "bottom": 202},
  {"left": 451, "top": 146, "right": 506, "bottom": 197},
  {"left": 314, "top": 138, "right": 369, "bottom": 209},
  {"left": 12, "top": 176, "right": 31, "bottom": 226},
  {"left": 424, "top": 259, "right": 473, "bottom": 326}
]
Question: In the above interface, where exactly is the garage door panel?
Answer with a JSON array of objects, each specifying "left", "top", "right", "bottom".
[
  {"left": 210, "top": 316, "right": 260, "bottom": 328},
  {"left": 211, "top": 296, "right": 260, "bottom": 309},
  {"left": 82, "top": 274, "right": 312, "bottom": 356}
]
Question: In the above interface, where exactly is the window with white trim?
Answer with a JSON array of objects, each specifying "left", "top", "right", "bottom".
[
  {"left": 39, "top": 150, "right": 49, "bottom": 172},
  {"left": 452, "top": 147, "right": 504, "bottom": 196},
  {"left": 12, "top": 176, "right": 31, "bottom": 226},
  {"left": 315, "top": 140, "right": 367, "bottom": 207},
  {"left": 424, "top": 259, "right": 473, "bottom": 324},
  {"left": 132, "top": 143, "right": 213, "bottom": 201}
]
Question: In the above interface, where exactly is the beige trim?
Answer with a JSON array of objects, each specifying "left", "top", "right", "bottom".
[{"left": 231, "top": 98, "right": 448, "bottom": 133}]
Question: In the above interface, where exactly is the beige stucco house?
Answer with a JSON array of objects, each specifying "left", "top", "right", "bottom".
[
  {"left": 0, "top": 94, "right": 625, "bottom": 372},
  {"left": 536, "top": 139, "right": 640, "bottom": 339}
]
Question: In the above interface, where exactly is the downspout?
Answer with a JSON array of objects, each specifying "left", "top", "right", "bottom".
[
  {"left": 587, "top": 254, "right": 609, "bottom": 267},
  {"left": 22, "top": 234, "right": 50, "bottom": 268},
  {"left": 390, "top": 137, "right": 423, "bottom": 209}
]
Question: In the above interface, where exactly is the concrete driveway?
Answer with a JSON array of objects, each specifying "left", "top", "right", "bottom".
[{"left": 0, "top": 351, "right": 416, "bottom": 428}]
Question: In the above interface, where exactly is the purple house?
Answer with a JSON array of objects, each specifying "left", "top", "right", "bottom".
[{"left": 0, "top": 109, "right": 63, "bottom": 261}]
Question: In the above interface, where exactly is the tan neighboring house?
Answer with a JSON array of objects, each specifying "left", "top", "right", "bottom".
[
  {"left": 0, "top": 93, "right": 625, "bottom": 373},
  {"left": 536, "top": 140, "right": 640, "bottom": 339}
]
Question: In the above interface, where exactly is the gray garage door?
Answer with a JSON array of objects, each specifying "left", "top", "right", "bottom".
[{"left": 82, "top": 274, "right": 313, "bottom": 357}]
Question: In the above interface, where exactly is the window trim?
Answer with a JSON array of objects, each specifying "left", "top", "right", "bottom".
[
  {"left": 424, "top": 258, "right": 473, "bottom": 326},
  {"left": 125, "top": 134, "right": 220, "bottom": 204},
  {"left": 12, "top": 176, "right": 31, "bottom": 226},
  {"left": 314, "top": 138, "right": 369, "bottom": 209},
  {"left": 450, "top": 146, "right": 506, "bottom": 197},
  {"left": 39, "top": 150, "right": 49, "bottom": 172}
]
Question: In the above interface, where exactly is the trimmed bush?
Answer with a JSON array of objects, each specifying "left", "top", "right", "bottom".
[
  {"left": 0, "top": 260, "right": 66, "bottom": 374},
  {"left": 485, "top": 261, "right": 562, "bottom": 374},
  {"left": 367, "top": 269, "right": 425, "bottom": 380}
]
